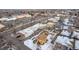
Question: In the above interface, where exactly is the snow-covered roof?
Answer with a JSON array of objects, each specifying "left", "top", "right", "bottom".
[
  {"left": 63, "top": 19, "right": 69, "bottom": 25},
  {"left": 72, "top": 31, "right": 79, "bottom": 39},
  {"left": 30, "top": 23, "right": 40, "bottom": 31},
  {"left": 0, "top": 24, "right": 5, "bottom": 29},
  {"left": 48, "top": 17, "right": 59, "bottom": 22},
  {"left": 60, "top": 30, "right": 71, "bottom": 36},
  {"left": 24, "top": 39, "right": 37, "bottom": 50},
  {"left": 24, "top": 34, "right": 53, "bottom": 50},
  {"left": 62, "top": 25, "right": 69, "bottom": 30},
  {"left": 75, "top": 40, "right": 79, "bottom": 49},
  {"left": 39, "top": 34, "right": 53, "bottom": 50},
  {"left": 0, "top": 17, "right": 16, "bottom": 21},
  {"left": 63, "top": 18, "right": 73, "bottom": 26},
  {"left": 55, "top": 36, "right": 72, "bottom": 47},
  {"left": 17, "top": 23, "right": 40, "bottom": 38}
]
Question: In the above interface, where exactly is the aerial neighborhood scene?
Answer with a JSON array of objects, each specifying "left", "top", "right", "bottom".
[{"left": 0, "top": 9, "right": 79, "bottom": 50}]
